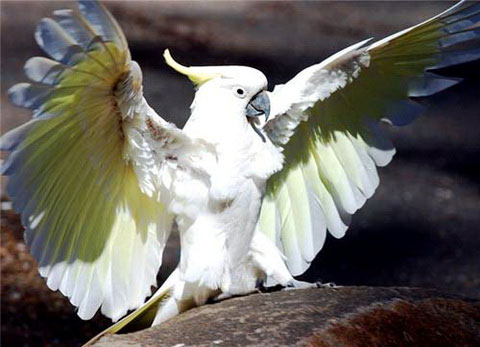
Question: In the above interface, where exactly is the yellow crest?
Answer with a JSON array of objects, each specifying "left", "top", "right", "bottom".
[{"left": 163, "top": 49, "right": 219, "bottom": 86}]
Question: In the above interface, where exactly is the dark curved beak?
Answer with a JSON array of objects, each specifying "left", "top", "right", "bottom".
[{"left": 246, "top": 91, "right": 270, "bottom": 121}]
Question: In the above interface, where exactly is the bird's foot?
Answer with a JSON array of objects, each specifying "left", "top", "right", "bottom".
[
  {"left": 210, "top": 292, "right": 235, "bottom": 303},
  {"left": 284, "top": 279, "right": 339, "bottom": 290},
  {"left": 209, "top": 289, "right": 260, "bottom": 303},
  {"left": 316, "top": 281, "right": 339, "bottom": 289},
  {"left": 255, "top": 281, "right": 283, "bottom": 293}
]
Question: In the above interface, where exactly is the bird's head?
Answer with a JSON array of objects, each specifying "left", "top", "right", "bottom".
[{"left": 164, "top": 50, "right": 270, "bottom": 128}]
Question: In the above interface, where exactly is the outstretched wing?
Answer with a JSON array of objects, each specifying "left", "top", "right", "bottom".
[
  {"left": 1, "top": 0, "right": 187, "bottom": 321},
  {"left": 259, "top": 1, "right": 480, "bottom": 276}
]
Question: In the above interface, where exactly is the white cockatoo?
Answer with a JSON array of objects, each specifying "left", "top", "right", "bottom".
[{"left": 2, "top": 0, "right": 479, "bottom": 337}]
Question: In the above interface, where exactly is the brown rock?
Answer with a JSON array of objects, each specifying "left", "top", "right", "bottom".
[{"left": 92, "top": 287, "right": 480, "bottom": 346}]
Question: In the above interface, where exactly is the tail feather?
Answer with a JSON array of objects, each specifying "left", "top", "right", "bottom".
[{"left": 84, "top": 269, "right": 180, "bottom": 346}]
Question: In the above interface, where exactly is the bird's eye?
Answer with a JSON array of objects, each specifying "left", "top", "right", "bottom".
[{"left": 235, "top": 88, "right": 246, "bottom": 98}]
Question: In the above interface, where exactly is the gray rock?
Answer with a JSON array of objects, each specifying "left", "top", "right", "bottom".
[{"left": 92, "top": 286, "right": 480, "bottom": 346}]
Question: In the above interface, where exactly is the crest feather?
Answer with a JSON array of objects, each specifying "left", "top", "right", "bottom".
[{"left": 163, "top": 49, "right": 219, "bottom": 86}]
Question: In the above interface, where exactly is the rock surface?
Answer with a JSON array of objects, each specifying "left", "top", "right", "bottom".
[{"left": 92, "top": 287, "right": 480, "bottom": 347}]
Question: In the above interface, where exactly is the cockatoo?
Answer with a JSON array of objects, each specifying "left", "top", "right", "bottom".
[{"left": 1, "top": 0, "right": 479, "bottom": 338}]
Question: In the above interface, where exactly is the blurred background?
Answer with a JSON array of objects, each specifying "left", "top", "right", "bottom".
[{"left": 1, "top": 1, "right": 479, "bottom": 346}]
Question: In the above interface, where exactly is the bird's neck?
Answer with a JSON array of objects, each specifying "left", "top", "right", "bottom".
[{"left": 183, "top": 92, "right": 284, "bottom": 181}]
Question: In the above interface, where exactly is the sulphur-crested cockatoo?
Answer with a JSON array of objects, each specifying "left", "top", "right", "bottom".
[{"left": 2, "top": 0, "right": 479, "bottom": 336}]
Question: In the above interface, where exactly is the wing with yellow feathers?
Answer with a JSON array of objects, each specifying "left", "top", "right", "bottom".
[
  {"left": 1, "top": 1, "right": 188, "bottom": 321},
  {"left": 260, "top": 1, "right": 480, "bottom": 276}
]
